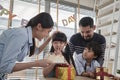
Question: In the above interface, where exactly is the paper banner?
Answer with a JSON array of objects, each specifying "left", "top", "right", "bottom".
[
  {"left": 0, "top": 4, "right": 26, "bottom": 26},
  {"left": 0, "top": 4, "right": 16, "bottom": 19},
  {"left": 21, "top": 19, "right": 28, "bottom": 27},
  {"left": 62, "top": 14, "right": 75, "bottom": 26},
  {"left": 8, "top": 11, "right": 17, "bottom": 19},
  {"left": 0, "top": 4, "right": 3, "bottom": 10}
]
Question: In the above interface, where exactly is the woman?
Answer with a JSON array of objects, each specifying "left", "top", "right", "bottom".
[{"left": 0, "top": 12, "right": 54, "bottom": 80}]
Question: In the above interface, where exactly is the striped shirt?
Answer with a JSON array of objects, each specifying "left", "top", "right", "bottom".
[{"left": 69, "top": 33, "right": 106, "bottom": 66}]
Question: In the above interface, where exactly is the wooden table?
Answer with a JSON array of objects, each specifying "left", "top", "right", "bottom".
[{"left": 44, "top": 76, "right": 95, "bottom": 80}]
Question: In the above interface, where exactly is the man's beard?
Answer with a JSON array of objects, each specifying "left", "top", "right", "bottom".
[{"left": 83, "top": 36, "right": 92, "bottom": 41}]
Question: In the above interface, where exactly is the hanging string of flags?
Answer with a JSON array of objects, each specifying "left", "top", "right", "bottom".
[
  {"left": 21, "top": 19, "right": 28, "bottom": 26},
  {"left": 0, "top": 4, "right": 75, "bottom": 27},
  {"left": 0, "top": 4, "right": 3, "bottom": 10},
  {"left": 62, "top": 14, "right": 75, "bottom": 26},
  {"left": 0, "top": 4, "right": 17, "bottom": 19},
  {"left": 0, "top": 4, "right": 28, "bottom": 26}
]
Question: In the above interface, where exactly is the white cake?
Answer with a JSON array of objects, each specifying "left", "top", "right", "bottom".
[{"left": 47, "top": 54, "right": 65, "bottom": 63}]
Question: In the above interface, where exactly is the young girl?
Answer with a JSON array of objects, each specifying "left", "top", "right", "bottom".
[
  {"left": 43, "top": 31, "right": 70, "bottom": 77},
  {"left": 74, "top": 41, "right": 102, "bottom": 78}
]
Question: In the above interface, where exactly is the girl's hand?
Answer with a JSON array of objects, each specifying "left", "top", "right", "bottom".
[{"left": 54, "top": 48, "right": 62, "bottom": 55}]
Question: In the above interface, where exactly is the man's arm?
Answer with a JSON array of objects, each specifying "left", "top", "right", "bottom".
[
  {"left": 97, "top": 36, "right": 106, "bottom": 66},
  {"left": 68, "top": 42, "right": 75, "bottom": 56},
  {"left": 97, "top": 43, "right": 106, "bottom": 66}
]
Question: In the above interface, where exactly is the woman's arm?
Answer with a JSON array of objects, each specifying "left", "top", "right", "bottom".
[
  {"left": 42, "top": 63, "right": 56, "bottom": 77},
  {"left": 38, "top": 31, "right": 59, "bottom": 54},
  {"left": 12, "top": 59, "right": 52, "bottom": 72},
  {"left": 39, "top": 36, "right": 51, "bottom": 53}
]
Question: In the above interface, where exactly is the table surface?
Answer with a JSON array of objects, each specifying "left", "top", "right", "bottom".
[{"left": 44, "top": 76, "right": 95, "bottom": 80}]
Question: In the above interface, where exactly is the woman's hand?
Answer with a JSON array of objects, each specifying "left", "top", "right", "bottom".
[
  {"left": 35, "top": 59, "right": 53, "bottom": 67},
  {"left": 43, "top": 61, "right": 56, "bottom": 77}
]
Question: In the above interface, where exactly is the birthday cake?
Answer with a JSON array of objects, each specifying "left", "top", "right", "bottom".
[{"left": 47, "top": 54, "right": 66, "bottom": 63}]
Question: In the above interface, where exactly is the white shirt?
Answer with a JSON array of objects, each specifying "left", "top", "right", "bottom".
[{"left": 74, "top": 54, "right": 100, "bottom": 75}]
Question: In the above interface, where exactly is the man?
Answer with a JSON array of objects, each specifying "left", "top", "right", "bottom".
[{"left": 68, "top": 17, "right": 106, "bottom": 66}]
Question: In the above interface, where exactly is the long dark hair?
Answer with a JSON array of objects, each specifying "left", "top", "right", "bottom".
[
  {"left": 50, "top": 32, "right": 74, "bottom": 65},
  {"left": 50, "top": 32, "right": 67, "bottom": 52},
  {"left": 25, "top": 12, "right": 54, "bottom": 57}
]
